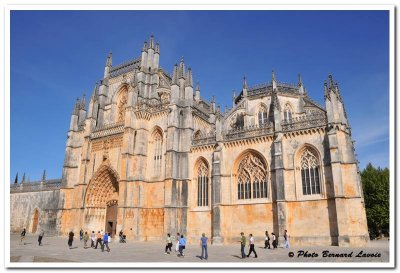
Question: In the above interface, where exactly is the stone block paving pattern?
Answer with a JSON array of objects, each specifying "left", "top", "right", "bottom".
[{"left": 10, "top": 235, "right": 389, "bottom": 264}]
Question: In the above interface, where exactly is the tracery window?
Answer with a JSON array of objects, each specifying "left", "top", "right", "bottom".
[
  {"left": 258, "top": 105, "right": 268, "bottom": 126},
  {"left": 284, "top": 104, "right": 293, "bottom": 122},
  {"left": 153, "top": 131, "right": 163, "bottom": 177},
  {"left": 197, "top": 161, "right": 209, "bottom": 207},
  {"left": 300, "top": 148, "right": 321, "bottom": 195},
  {"left": 117, "top": 89, "right": 128, "bottom": 122},
  {"left": 231, "top": 113, "right": 245, "bottom": 129},
  {"left": 237, "top": 153, "right": 268, "bottom": 200}
]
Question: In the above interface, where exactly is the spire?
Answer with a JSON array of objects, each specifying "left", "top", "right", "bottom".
[
  {"left": 155, "top": 43, "right": 160, "bottom": 54},
  {"left": 81, "top": 94, "right": 86, "bottom": 110},
  {"left": 211, "top": 95, "right": 216, "bottom": 113},
  {"left": 41, "top": 170, "right": 46, "bottom": 184},
  {"left": 14, "top": 173, "right": 18, "bottom": 184},
  {"left": 232, "top": 90, "right": 236, "bottom": 107},
  {"left": 106, "top": 52, "right": 112, "bottom": 67},
  {"left": 142, "top": 41, "right": 148, "bottom": 52},
  {"left": 271, "top": 87, "right": 281, "bottom": 111},
  {"left": 242, "top": 76, "right": 248, "bottom": 97},
  {"left": 172, "top": 63, "right": 179, "bottom": 85},
  {"left": 272, "top": 70, "right": 277, "bottom": 90},
  {"left": 194, "top": 82, "right": 200, "bottom": 102},
  {"left": 178, "top": 57, "right": 186, "bottom": 79},
  {"left": 324, "top": 81, "right": 329, "bottom": 100},
  {"left": 72, "top": 98, "right": 80, "bottom": 115},
  {"left": 328, "top": 74, "right": 335, "bottom": 90},
  {"left": 91, "top": 82, "right": 99, "bottom": 102},
  {"left": 149, "top": 34, "right": 155, "bottom": 49},
  {"left": 298, "top": 73, "right": 304, "bottom": 94},
  {"left": 195, "top": 82, "right": 200, "bottom": 92},
  {"left": 186, "top": 67, "right": 193, "bottom": 87}
]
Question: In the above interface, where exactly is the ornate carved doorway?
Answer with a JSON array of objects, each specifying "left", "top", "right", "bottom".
[
  {"left": 31, "top": 209, "right": 39, "bottom": 233},
  {"left": 85, "top": 165, "right": 119, "bottom": 235},
  {"left": 105, "top": 200, "right": 118, "bottom": 237}
]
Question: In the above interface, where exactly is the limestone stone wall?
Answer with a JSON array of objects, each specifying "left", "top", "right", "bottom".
[{"left": 10, "top": 190, "right": 60, "bottom": 235}]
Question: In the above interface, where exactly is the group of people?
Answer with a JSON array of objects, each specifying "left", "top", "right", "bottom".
[
  {"left": 68, "top": 229, "right": 111, "bottom": 252},
  {"left": 240, "top": 230, "right": 290, "bottom": 259},
  {"left": 164, "top": 233, "right": 208, "bottom": 260},
  {"left": 19, "top": 226, "right": 290, "bottom": 261}
]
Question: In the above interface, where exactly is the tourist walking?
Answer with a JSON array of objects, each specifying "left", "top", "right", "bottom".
[
  {"left": 83, "top": 231, "right": 89, "bottom": 248},
  {"left": 200, "top": 233, "right": 208, "bottom": 260},
  {"left": 175, "top": 233, "right": 180, "bottom": 252},
  {"left": 178, "top": 235, "right": 186, "bottom": 257},
  {"left": 240, "top": 232, "right": 246, "bottom": 258},
  {"left": 95, "top": 231, "right": 103, "bottom": 249},
  {"left": 165, "top": 233, "right": 172, "bottom": 254},
  {"left": 247, "top": 234, "right": 258, "bottom": 258},
  {"left": 20, "top": 228, "right": 26, "bottom": 245},
  {"left": 38, "top": 230, "right": 44, "bottom": 246},
  {"left": 271, "top": 232, "right": 277, "bottom": 249},
  {"left": 284, "top": 230, "right": 290, "bottom": 248},
  {"left": 79, "top": 228, "right": 83, "bottom": 241},
  {"left": 68, "top": 231, "right": 74, "bottom": 249},
  {"left": 102, "top": 232, "right": 110, "bottom": 252},
  {"left": 264, "top": 231, "right": 270, "bottom": 249},
  {"left": 90, "top": 231, "right": 96, "bottom": 248}
]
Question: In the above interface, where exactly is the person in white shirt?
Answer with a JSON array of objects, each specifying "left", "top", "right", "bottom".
[
  {"left": 247, "top": 234, "right": 258, "bottom": 258},
  {"left": 271, "top": 232, "right": 277, "bottom": 248},
  {"left": 264, "top": 231, "right": 270, "bottom": 249}
]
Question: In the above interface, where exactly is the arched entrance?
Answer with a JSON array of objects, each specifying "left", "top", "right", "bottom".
[
  {"left": 85, "top": 165, "right": 119, "bottom": 237},
  {"left": 31, "top": 209, "right": 39, "bottom": 233}
]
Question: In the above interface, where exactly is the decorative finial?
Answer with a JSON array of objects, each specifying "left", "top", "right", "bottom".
[
  {"left": 195, "top": 81, "right": 200, "bottom": 91},
  {"left": 106, "top": 52, "right": 112, "bottom": 67},
  {"left": 242, "top": 75, "right": 248, "bottom": 90},
  {"left": 298, "top": 73, "right": 303, "bottom": 86},
  {"left": 272, "top": 70, "right": 276, "bottom": 82},
  {"left": 42, "top": 170, "right": 46, "bottom": 184}
]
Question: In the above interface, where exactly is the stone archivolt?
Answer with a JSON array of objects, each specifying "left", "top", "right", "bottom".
[{"left": 85, "top": 165, "right": 119, "bottom": 208}]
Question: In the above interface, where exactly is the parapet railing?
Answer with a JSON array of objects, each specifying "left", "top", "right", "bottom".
[
  {"left": 222, "top": 123, "right": 273, "bottom": 141},
  {"left": 91, "top": 122, "right": 125, "bottom": 139},
  {"left": 192, "top": 132, "right": 216, "bottom": 146},
  {"left": 109, "top": 58, "right": 141, "bottom": 78},
  {"left": 10, "top": 179, "right": 62, "bottom": 193},
  {"left": 281, "top": 113, "right": 327, "bottom": 132},
  {"left": 135, "top": 101, "right": 169, "bottom": 113}
]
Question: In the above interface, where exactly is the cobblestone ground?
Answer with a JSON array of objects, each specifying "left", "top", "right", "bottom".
[{"left": 9, "top": 235, "right": 389, "bottom": 264}]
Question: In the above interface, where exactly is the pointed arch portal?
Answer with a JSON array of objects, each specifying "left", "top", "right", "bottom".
[{"left": 85, "top": 165, "right": 119, "bottom": 237}]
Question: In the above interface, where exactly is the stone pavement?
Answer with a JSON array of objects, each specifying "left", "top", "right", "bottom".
[{"left": 9, "top": 235, "right": 390, "bottom": 264}]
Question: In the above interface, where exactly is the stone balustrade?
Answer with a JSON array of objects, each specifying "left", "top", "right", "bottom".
[
  {"left": 91, "top": 122, "right": 124, "bottom": 139},
  {"left": 281, "top": 113, "right": 327, "bottom": 132},
  {"left": 10, "top": 179, "right": 62, "bottom": 193},
  {"left": 223, "top": 123, "right": 273, "bottom": 141},
  {"left": 192, "top": 132, "right": 216, "bottom": 146}
]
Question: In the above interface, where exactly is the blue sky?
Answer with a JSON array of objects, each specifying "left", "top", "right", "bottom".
[{"left": 10, "top": 10, "right": 389, "bottom": 182}]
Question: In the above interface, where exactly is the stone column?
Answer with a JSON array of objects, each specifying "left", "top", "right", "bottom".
[
  {"left": 211, "top": 145, "right": 222, "bottom": 244},
  {"left": 271, "top": 134, "right": 287, "bottom": 246}
]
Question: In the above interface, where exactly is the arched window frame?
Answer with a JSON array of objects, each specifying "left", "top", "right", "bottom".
[
  {"left": 195, "top": 159, "right": 210, "bottom": 207},
  {"left": 149, "top": 128, "right": 163, "bottom": 178},
  {"left": 295, "top": 146, "right": 325, "bottom": 200},
  {"left": 284, "top": 103, "right": 293, "bottom": 122},
  {"left": 235, "top": 152, "right": 269, "bottom": 202},
  {"left": 257, "top": 104, "right": 268, "bottom": 127}
]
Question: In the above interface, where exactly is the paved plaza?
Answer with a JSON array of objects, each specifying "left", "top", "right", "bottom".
[{"left": 9, "top": 234, "right": 390, "bottom": 264}]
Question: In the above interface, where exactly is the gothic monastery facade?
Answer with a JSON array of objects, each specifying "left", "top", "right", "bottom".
[{"left": 11, "top": 35, "right": 369, "bottom": 246}]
